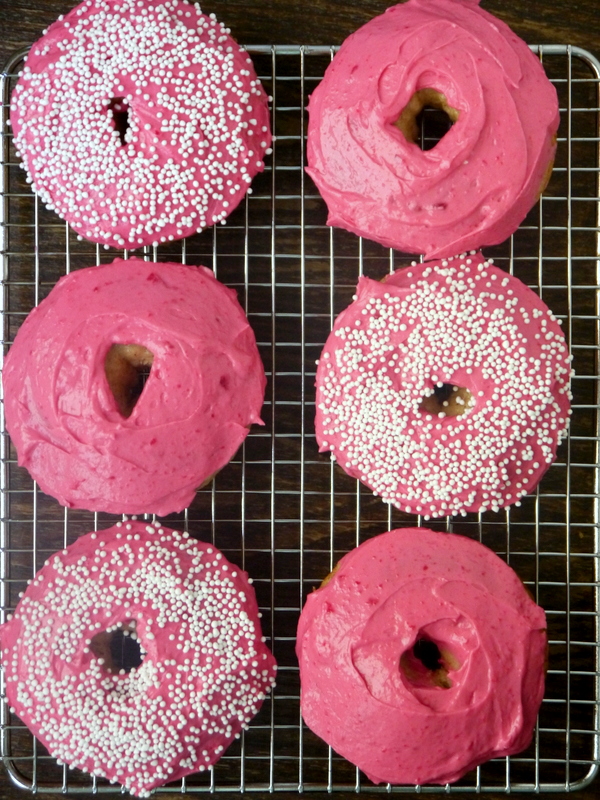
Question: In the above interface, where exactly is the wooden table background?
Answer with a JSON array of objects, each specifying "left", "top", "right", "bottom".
[
  {"left": 0, "top": 0, "right": 599, "bottom": 63},
  {"left": 1, "top": 1, "right": 599, "bottom": 799}
]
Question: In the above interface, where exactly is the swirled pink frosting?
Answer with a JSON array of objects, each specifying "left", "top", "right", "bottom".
[
  {"left": 10, "top": 0, "right": 271, "bottom": 248},
  {"left": 297, "top": 527, "right": 547, "bottom": 785},
  {"left": 0, "top": 521, "right": 277, "bottom": 796},
  {"left": 315, "top": 252, "right": 572, "bottom": 517},
  {"left": 306, "top": 0, "right": 559, "bottom": 259},
  {"left": 2, "top": 257, "right": 265, "bottom": 515}
]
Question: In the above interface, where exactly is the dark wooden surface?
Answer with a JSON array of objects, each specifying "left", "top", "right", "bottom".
[
  {"left": 0, "top": 1, "right": 599, "bottom": 799},
  {"left": 1, "top": 0, "right": 599, "bottom": 65}
]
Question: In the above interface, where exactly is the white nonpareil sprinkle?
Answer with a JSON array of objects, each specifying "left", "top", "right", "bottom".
[
  {"left": 315, "top": 254, "right": 572, "bottom": 517},
  {"left": 10, "top": 0, "right": 270, "bottom": 248},
  {"left": 0, "top": 522, "right": 276, "bottom": 796}
]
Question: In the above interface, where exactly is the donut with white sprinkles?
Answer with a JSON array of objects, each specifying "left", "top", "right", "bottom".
[
  {"left": 10, "top": 0, "right": 272, "bottom": 248},
  {"left": 315, "top": 252, "right": 572, "bottom": 518},
  {"left": 0, "top": 521, "right": 277, "bottom": 796}
]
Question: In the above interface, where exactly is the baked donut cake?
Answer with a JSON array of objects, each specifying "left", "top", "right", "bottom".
[
  {"left": 2, "top": 257, "right": 265, "bottom": 515},
  {"left": 297, "top": 528, "right": 547, "bottom": 785},
  {"left": 315, "top": 252, "right": 572, "bottom": 517},
  {"left": 0, "top": 521, "right": 277, "bottom": 796},
  {"left": 10, "top": 0, "right": 271, "bottom": 247},
  {"left": 307, "top": 0, "right": 559, "bottom": 259}
]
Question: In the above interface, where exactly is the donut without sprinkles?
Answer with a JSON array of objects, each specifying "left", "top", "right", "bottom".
[
  {"left": 315, "top": 252, "right": 572, "bottom": 518},
  {"left": 2, "top": 257, "right": 266, "bottom": 516},
  {"left": 10, "top": 0, "right": 272, "bottom": 248},
  {"left": 0, "top": 522, "right": 277, "bottom": 797},
  {"left": 306, "top": 0, "right": 559, "bottom": 259},
  {"left": 297, "top": 528, "right": 547, "bottom": 785}
]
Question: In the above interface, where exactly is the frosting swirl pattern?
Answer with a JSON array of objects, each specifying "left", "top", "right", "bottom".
[
  {"left": 297, "top": 528, "right": 547, "bottom": 785},
  {"left": 306, "top": 0, "right": 559, "bottom": 259},
  {"left": 2, "top": 257, "right": 265, "bottom": 515}
]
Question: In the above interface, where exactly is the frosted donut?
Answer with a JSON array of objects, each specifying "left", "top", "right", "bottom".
[
  {"left": 2, "top": 257, "right": 265, "bottom": 515},
  {"left": 10, "top": 0, "right": 271, "bottom": 248},
  {"left": 306, "top": 0, "right": 559, "bottom": 259},
  {"left": 296, "top": 527, "right": 547, "bottom": 785},
  {"left": 0, "top": 521, "right": 277, "bottom": 796},
  {"left": 315, "top": 252, "right": 572, "bottom": 518}
]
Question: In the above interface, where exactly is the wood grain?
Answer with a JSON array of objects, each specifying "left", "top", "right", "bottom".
[{"left": 1, "top": 0, "right": 599, "bottom": 65}]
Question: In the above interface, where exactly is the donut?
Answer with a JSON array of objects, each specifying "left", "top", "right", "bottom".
[
  {"left": 0, "top": 521, "right": 277, "bottom": 796},
  {"left": 9, "top": 0, "right": 271, "bottom": 248},
  {"left": 306, "top": 0, "right": 559, "bottom": 259},
  {"left": 315, "top": 251, "right": 572, "bottom": 518},
  {"left": 2, "top": 257, "right": 265, "bottom": 515},
  {"left": 296, "top": 527, "right": 547, "bottom": 785}
]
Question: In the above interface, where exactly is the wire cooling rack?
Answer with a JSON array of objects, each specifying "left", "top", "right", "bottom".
[{"left": 0, "top": 43, "right": 599, "bottom": 796}]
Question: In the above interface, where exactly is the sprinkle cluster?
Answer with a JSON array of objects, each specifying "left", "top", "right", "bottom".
[
  {"left": 0, "top": 522, "right": 276, "bottom": 796},
  {"left": 315, "top": 253, "right": 573, "bottom": 518},
  {"left": 10, "top": 0, "right": 271, "bottom": 248}
]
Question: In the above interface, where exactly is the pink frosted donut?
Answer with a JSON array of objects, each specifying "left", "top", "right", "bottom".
[
  {"left": 2, "top": 257, "right": 265, "bottom": 515},
  {"left": 297, "top": 527, "right": 547, "bottom": 785},
  {"left": 306, "top": 0, "right": 559, "bottom": 259},
  {"left": 0, "top": 521, "right": 277, "bottom": 796},
  {"left": 315, "top": 252, "right": 572, "bottom": 518},
  {"left": 10, "top": 0, "right": 271, "bottom": 248}
]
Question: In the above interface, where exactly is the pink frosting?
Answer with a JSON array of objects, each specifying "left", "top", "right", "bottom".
[
  {"left": 0, "top": 521, "right": 277, "bottom": 797},
  {"left": 306, "top": 0, "right": 559, "bottom": 259},
  {"left": 315, "top": 252, "right": 572, "bottom": 517},
  {"left": 297, "top": 527, "right": 547, "bottom": 785},
  {"left": 10, "top": 0, "right": 271, "bottom": 248},
  {"left": 2, "top": 257, "right": 265, "bottom": 515}
]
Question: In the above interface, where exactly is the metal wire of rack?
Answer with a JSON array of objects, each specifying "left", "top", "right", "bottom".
[{"left": 0, "top": 43, "right": 599, "bottom": 796}]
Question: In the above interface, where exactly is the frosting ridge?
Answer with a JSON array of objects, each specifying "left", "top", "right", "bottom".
[
  {"left": 296, "top": 528, "right": 547, "bottom": 785},
  {"left": 306, "top": 0, "right": 559, "bottom": 259},
  {"left": 3, "top": 257, "right": 265, "bottom": 515}
]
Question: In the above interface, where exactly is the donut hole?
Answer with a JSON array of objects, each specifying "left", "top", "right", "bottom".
[
  {"left": 107, "top": 97, "right": 130, "bottom": 146},
  {"left": 90, "top": 622, "right": 145, "bottom": 675},
  {"left": 400, "top": 635, "right": 458, "bottom": 690},
  {"left": 420, "top": 383, "right": 473, "bottom": 417},
  {"left": 416, "top": 106, "right": 455, "bottom": 152},
  {"left": 105, "top": 344, "right": 154, "bottom": 418},
  {"left": 395, "top": 88, "right": 459, "bottom": 151}
]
